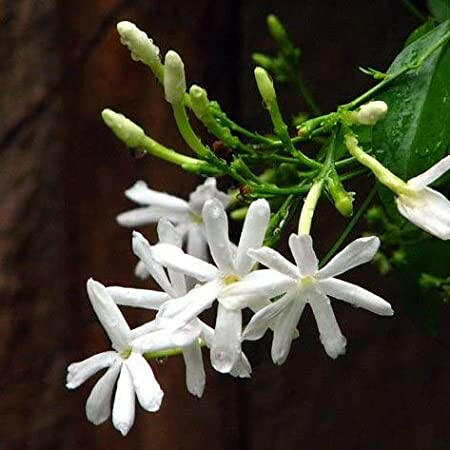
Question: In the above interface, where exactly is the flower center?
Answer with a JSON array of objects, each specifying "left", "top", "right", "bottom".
[
  {"left": 121, "top": 348, "right": 132, "bottom": 359},
  {"left": 189, "top": 211, "right": 203, "bottom": 224},
  {"left": 298, "top": 275, "right": 315, "bottom": 290},
  {"left": 224, "top": 273, "right": 241, "bottom": 285}
]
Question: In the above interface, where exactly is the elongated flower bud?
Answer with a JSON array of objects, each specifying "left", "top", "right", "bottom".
[
  {"left": 164, "top": 51, "right": 186, "bottom": 105},
  {"left": 327, "top": 174, "right": 354, "bottom": 217},
  {"left": 116, "top": 21, "right": 163, "bottom": 80},
  {"left": 254, "top": 67, "right": 276, "bottom": 105},
  {"left": 355, "top": 101, "right": 388, "bottom": 125},
  {"left": 102, "top": 109, "right": 145, "bottom": 148},
  {"left": 189, "top": 85, "right": 209, "bottom": 120}
]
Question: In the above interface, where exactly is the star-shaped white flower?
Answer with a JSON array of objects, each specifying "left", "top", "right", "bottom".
[
  {"left": 66, "top": 279, "right": 194, "bottom": 436},
  {"left": 108, "top": 219, "right": 251, "bottom": 397},
  {"left": 395, "top": 156, "right": 450, "bottom": 240},
  {"left": 223, "top": 234, "right": 393, "bottom": 363},
  {"left": 116, "top": 178, "right": 230, "bottom": 274},
  {"left": 142, "top": 198, "right": 271, "bottom": 373}
]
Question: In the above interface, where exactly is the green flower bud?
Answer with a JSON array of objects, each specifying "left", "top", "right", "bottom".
[
  {"left": 254, "top": 67, "right": 276, "bottom": 105},
  {"left": 327, "top": 174, "right": 354, "bottom": 217},
  {"left": 164, "top": 50, "right": 186, "bottom": 105},
  {"left": 189, "top": 85, "right": 210, "bottom": 121},
  {"left": 252, "top": 53, "right": 273, "bottom": 70},
  {"left": 116, "top": 21, "right": 163, "bottom": 80},
  {"left": 101, "top": 109, "right": 144, "bottom": 148},
  {"left": 267, "top": 15, "right": 288, "bottom": 45},
  {"left": 392, "top": 249, "right": 407, "bottom": 266}
]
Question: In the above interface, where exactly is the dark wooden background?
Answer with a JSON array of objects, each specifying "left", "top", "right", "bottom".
[{"left": 1, "top": 1, "right": 450, "bottom": 449}]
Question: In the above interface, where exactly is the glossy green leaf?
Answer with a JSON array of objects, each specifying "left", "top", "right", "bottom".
[
  {"left": 404, "top": 18, "right": 436, "bottom": 47},
  {"left": 372, "top": 20, "right": 450, "bottom": 214}
]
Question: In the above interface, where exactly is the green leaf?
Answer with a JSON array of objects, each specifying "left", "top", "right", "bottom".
[
  {"left": 372, "top": 20, "right": 450, "bottom": 211},
  {"left": 428, "top": 0, "right": 450, "bottom": 22},
  {"left": 404, "top": 18, "right": 436, "bottom": 47}
]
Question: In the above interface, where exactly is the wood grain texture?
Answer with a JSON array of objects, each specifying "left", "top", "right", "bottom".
[{"left": 1, "top": 0, "right": 449, "bottom": 449}]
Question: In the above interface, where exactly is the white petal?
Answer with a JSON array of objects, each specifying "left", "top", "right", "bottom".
[
  {"left": 85, "top": 362, "right": 121, "bottom": 425},
  {"left": 202, "top": 199, "right": 234, "bottom": 273},
  {"left": 396, "top": 187, "right": 450, "bottom": 240},
  {"left": 132, "top": 232, "right": 174, "bottom": 295},
  {"left": 131, "top": 329, "right": 176, "bottom": 353},
  {"left": 188, "top": 177, "right": 230, "bottom": 215},
  {"left": 318, "top": 278, "right": 393, "bottom": 316},
  {"left": 182, "top": 343, "right": 206, "bottom": 397},
  {"left": 222, "top": 269, "right": 295, "bottom": 300},
  {"left": 171, "top": 322, "right": 202, "bottom": 347},
  {"left": 129, "top": 320, "right": 160, "bottom": 340},
  {"left": 66, "top": 351, "right": 118, "bottom": 389},
  {"left": 117, "top": 206, "right": 189, "bottom": 227},
  {"left": 230, "top": 352, "right": 252, "bottom": 378},
  {"left": 156, "top": 280, "right": 222, "bottom": 330},
  {"left": 235, "top": 199, "right": 270, "bottom": 275},
  {"left": 151, "top": 242, "right": 220, "bottom": 281},
  {"left": 407, "top": 156, "right": 450, "bottom": 189},
  {"left": 196, "top": 319, "right": 214, "bottom": 347},
  {"left": 288, "top": 234, "right": 318, "bottom": 276},
  {"left": 271, "top": 298, "right": 306, "bottom": 365},
  {"left": 112, "top": 365, "right": 135, "bottom": 436},
  {"left": 134, "top": 260, "right": 150, "bottom": 279},
  {"left": 247, "top": 247, "right": 299, "bottom": 279},
  {"left": 317, "top": 236, "right": 380, "bottom": 280},
  {"left": 241, "top": 291, "right": 295, "bottom": 341},
  {"left": 106, "top": 286, "right": 169, "bottom": 309},
  {"left": 87, "top": 279, "right": 131, "bottom": 351},
  {"left": 157, "top": 218, "right": 183, "bottom": 246},
  {"left": 186, "top": 224, "right": 209, "bottom": 260},
  {"left": 309, "top": 292, "right": 346, "bottom": 359},
  {"left": 210, "top": 303, "right": 242, "bottom": 373},
  {"left": 124, "top": 180, "right": 189, "bottom": 211},
  {"left": 126, "top": 352, "right": 164, "bottom": 412}
]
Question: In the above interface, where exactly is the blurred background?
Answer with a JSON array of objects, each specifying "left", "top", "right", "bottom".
[{"left": 1, "top": 0, "right": 449, "bottom": 449}]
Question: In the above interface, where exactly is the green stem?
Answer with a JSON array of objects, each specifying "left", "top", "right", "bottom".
[
  {"left": 143, "top": 339, "right": 206, "bottom": 361},
  {"left": 141, "top": 135, "right": 204, "bottom": 167},
  {"left": 344, "top": 134, "right": 409, "bottom": 194},
  {"left": 319, "top": 186, "right": 377, "bottom": 267},
  {"left": 172, "top": 102, "right": 210, "bottom": 157}
]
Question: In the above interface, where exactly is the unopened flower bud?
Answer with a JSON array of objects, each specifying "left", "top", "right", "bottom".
[
  {"left": 267, "top": 15, "right": 288, "bottom": 45},
  {"left": 102, "top": 109, "right": 145, "bottom": 148},
  {"left": 254, "top": 67, "right": 276, "bottom": 105},
  {"left": 355, "top": 101, "right": 388, "bottom": 125},
  {"left": 252, "top": 53, "right": 273, "bottom": 70},
  {"left": 327, "top": 175, "right": 354, "bottom": 217},
  {"left": 164, "top": 50, "right": 186, "bottom": 105},
  {"left": 189, "top": 85, "right": 210, "bottom": 120},
  {"left": 116, "top": 21, "right": 162, "bottom": 78}
]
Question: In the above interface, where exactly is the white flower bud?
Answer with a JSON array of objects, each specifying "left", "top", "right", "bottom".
[
  {"left": 254, "top": 67, "right": 276, "bottom": 105},
  {"left": 164, "top": 50, "right": 186, "bottom": 105},
  {"left": 356, "top": 101, "right": 388, "bottom": 125},
  {"left": 102, "top": 109, "right": 144, "bottom": 148},
  {"left": 116, "top": 21, "right": 161, "bottom": 73}
]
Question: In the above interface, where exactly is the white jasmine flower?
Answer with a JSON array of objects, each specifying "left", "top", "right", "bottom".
[
  {"left": 66, "top": 279, "right": 179, "bottom": 436},
  {"left": 355, "top": 100, "right": 388, "bottom": 125},
  {"left": 117, "top": 178, "right": 230, "bottom": 276},
  {"left": 110, "top": 219, "right": 251, "bottom": 393},
  {"left": 395, "top": 156, "right": 450, "bottom": 240},
  {"left": 164, "top": 50, "right": 186, "bottom": 105},
  {"left": 223, "top": 235, "right": 393, "bottom": 363},
  {"left": 145, "top": 199, "right": 271, "bottom": 373}
]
